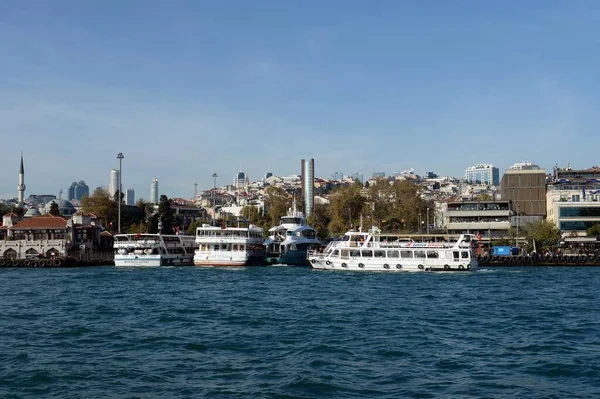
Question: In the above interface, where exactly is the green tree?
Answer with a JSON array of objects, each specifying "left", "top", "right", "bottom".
[
  {"left": 48, "top": 201, "right": 61, "bottom": 216},
  {"left": 522, "top": 220, "right": 562, "bottom": 251},
  {"left": 264, "top": 186, "right": 292, "bottom": 227},
  {"left": 307, "top": 202, "right": 331, "bottom": 239},
  {"left": 327, "top": 184, "right": 366, "bottom": 235},
  {"left": 158, "top": 195, "right": 175, "bottom": 234},
  {"left": 241, "top": 204, "right": 267, "bottom": 227},
  {"left": 81, "top": 188, "right": 118, "bottom": 229},
  {"left": 187, "top": 219, "right": 201, "bottom": 236},
  {"left": 389, "top": 180, "right": 429, "bottom": 232},
  {"left": 587, "top": 223, "right": 600, "bottom": 236},
  {"left": 476, "top": 193, "right": 492, "bottom": 201}
]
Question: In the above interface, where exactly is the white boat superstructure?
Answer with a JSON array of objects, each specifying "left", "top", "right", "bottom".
[
  {"left": 194, "top": 224, "right": 265, "bottom": 266},
  {"left": 264, "top": 201, "right": 322, "bottom": 265},
  {"left": 308, "top": 230, "right": 479, "bottom": 272},
  {"left": 114, "top": 233, "right": 197, "bottom": 267}
]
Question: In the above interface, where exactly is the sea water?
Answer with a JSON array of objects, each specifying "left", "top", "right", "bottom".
[{"left": 1, "top": 266, "right": 599, "bottom": 398}]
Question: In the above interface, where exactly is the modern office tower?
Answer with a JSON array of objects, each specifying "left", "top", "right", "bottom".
[
  {"left": 331, "top": 172, "right": 344, "bottom": 180},
  {"left": 301, "top": 158, "right": 315, "bottom": 217},
  {"left": 350, "top": 172, "right": 364, "bottom": 184},
  {"left": 465, "top": 164, "right": 500, "bottom": 185},
  {"left": 68, "top": 181, "right": 89, "bottom": 200},
  {"left": 125, "top": 188, "right": 135, "bottom": 206},
  {"left": 150, "top": 178, "right": 159, "bottom": 204},
  {"left": 17, "top": 154, "right": 26, "bottom": 207},
  {"left": 500, "top": 162, "right": 547, "bottom": 215},
  {"left": 372, "top": 172, "right": 385, "bottom": 178},
  {"left": 109, "top": 169, "right": 120, "bottom": 199},
  {"left": 68, "top": 182, "right": 76, "bottom": 201},
  {"left": 233, "top": 172, "right": 249, "bottom": 189}
]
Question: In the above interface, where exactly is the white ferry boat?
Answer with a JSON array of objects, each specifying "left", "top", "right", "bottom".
[
  {"left": 114, "top": 233, "right": 198, "bottom": 267},
  {"left": 308, "top": 230, "right": 479, "bottom": 272},
  {"left": 194, "top": 224, "right": 265, "bottom": 266},
  {"left": 264, "top": 201, "right": 322, "bottom": 265}
]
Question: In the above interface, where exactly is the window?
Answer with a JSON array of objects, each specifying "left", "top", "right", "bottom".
[
  {"left": 374, "top": 250, "right": 385, "bottom": 258},
  {"left": 350, "top": 250, "right": 361, "bottom": 257},
  {"left": 387, "top": 250, "right": 399, "bottom": 258},
  {"left": 361, "top": 250, "right": 373, "bottom": 257},
  {"left": 400, "top": 250, "right": 412, "bottom": 259},
  {"left": 461, "top": 251, "right": 469, "bottom": 258},
  {"left": 426, "top": 251, "right": 439, "bottom": 259},
  {"left": 414, "top": 250, "right": 426, "bottom": 258}
]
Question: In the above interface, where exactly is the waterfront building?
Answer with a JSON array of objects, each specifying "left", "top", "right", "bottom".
[
  {"left": 446, "top": 200, "right": 512, "bottom": 241},
  {"left": 301, "top": 159, "right": 315, "bottom": 217},
  {"left": 500, "top": 162, "right": 546, "bottom": 216},
  {"left": 150, "top": 178, "right": 159, "bottom": 204},
  {"left": 125, "top": 188, "right": 135, "bottom": 206},
  {"left": 17, "top": 154, "right": 26, "bottom": 207},
  {"left": 546, "top": 165, "right": 600, "bottom": 236},
  {"left": 108, "top": 169, "right": 119, "bottom": 199},
  {"left": 465, "top": 164, "right": 499, "bottom": 186},
  {"left": 233, "top": 172, "right": 249, "bottom": 189}
]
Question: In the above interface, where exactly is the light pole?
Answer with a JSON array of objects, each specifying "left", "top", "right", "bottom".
[
  {"left": 117, "top": 152, "right": 124, "bottom": 234},
  {"left": 212, "top": 173, "right": 218, "bottom": 226},
  {"left": 516, "top": 202, "right": 520, "bottom": 254},
  {"left": 419, "top": 211, "right": 422, "bottom": 233},
  {"left": 426, "top": 207, "right": 430, "bottom": 235}
]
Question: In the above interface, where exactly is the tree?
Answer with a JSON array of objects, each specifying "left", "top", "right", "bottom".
[
  {"left": 157, "top": 195, "right": 176, "bottom": 234},
  {"left": 81, "top": 188, "right": 118, "bottom": 229},
  {"left": 522, "top": 220, "right": 562, "bottom": 251},
  {"left": 264, "top": 186, "right": 292, "bottom": 227},
  {"left": 587, "top": 223, "right": 600, "bottom": 237},
  {"left": 241, "top": 205, "right": 267, "bottom": 227},
  {"left": 307, "top": 202, "right": 331, "bottom": 239},
  {"left": 48, "top": 201, "right": 61, "bottom": 216},
  {"left": 187, "top": 219, "right": 201, "bottom": 236},
  {"left": 476, "top": 193, "right": 492, "bottom": 201},
  {"left": 327, "top": 184, "right": 366, "bottom": 235}
]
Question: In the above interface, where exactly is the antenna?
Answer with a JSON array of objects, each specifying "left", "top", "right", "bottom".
[{"left": 194, "top": 182, "right": 198, "bottom": 197}]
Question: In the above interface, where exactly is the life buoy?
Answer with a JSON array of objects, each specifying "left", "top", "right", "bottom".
[
  {"left": 0, "top": 259, "right": 5, "bottom": 266},
  {"left": 18, "top": 259, "right": 25, "bottom": 267},
  {"left": 466, "top": 264, "right": 471, "bottom": 270},
  {"left": 458, "top": 264, "right": 465, "bottom": 270},
  {"left": 325, "top": 260, "right": 331, "bottom": 265},
  {"left": 444, "top": 264, "right": 450, "bottom": 270},
  {"left": 38, "top": 260, "right": 47, "bottom": 267},
  {"left": 396, "top": 264, "right": 402, "bottom": 269},
  {"left": 383, "top": 264, "right": 390, "bottom": 269},
  {"left": 24, "top": 260, "right": 31, "bottom": 267},
  {"left": 418, "top": 264, "right": 424, "bottom": 270},
  {"left": 53, "top": 259, "right": 61, "bottom": 267},
  {"left": 358, "top": 263, "right": 365, "bottom": 268},
  {"left": 31, "top": 260, "right": 39, "bottom": 267},
  {"left": 341, "top": 263, "right": 348, "bottom": 268},
  {"left": 310, "top": 259, "right": 315, "bottom": 264}
]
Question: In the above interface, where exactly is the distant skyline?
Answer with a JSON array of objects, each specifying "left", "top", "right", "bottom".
[{"left": 1, "top": 1, "right": 599, "bottom": 199}]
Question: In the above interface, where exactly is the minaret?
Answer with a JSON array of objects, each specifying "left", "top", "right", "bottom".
[{"left": 17, "top": 153, "right": 26, "bottom": 207}]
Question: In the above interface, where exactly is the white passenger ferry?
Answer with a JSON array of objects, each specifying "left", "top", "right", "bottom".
[
  {"left": 194, "top": 224, "right": 265, "bottom": 266},
  {"left": 114, "top": 233, "right": 198, "bottom": 267},
  {"left": 308, "top": 230, "right": 478, "bottom": 272}
]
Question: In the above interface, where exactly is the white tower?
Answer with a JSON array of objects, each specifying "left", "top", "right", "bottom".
[
  {"left": 109, "top": 169, "right": 119, "bottom": 199},
  {"left": 17, "top": 154, "right": 26, "bottom": 207},
  {"left": 150, "top": 178, "right": 159, "bottom": 204},
  {"left": 301, "top": 158, "right": 314, "bottom": 217}
]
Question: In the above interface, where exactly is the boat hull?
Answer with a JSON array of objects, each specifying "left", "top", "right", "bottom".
[
  {"left": 309, "top": 258, "right": 478, "bottom": 272},
  {"left": 114, "top": 255, "right": 195, "bottom": 267},
  {"left": 267, "top": 250, "right": 310, "bottom": 266}
]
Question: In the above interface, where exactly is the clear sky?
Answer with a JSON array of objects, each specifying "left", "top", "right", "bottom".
[{"left": 1, "top": 0, "right": 598, "bottom": 200}]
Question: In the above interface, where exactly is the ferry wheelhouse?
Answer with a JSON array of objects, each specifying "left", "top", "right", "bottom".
[
  {"left": 114, "top": 233, "right": 197, "bottom": 267},
  {"left": 308, "top": 230, "right": 479, "bottom": 272},
  {"left": 194, "top": 224, "right": 265, "bottom": 266}
]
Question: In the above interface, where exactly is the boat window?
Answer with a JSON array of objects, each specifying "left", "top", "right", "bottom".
[
  {"left": 341, "top": 250, "right": 349, "bottom": 258},
  {"left": 387, "top": 250, "right": 399, "bottom": 258},
  {"left": 361, "top": 250, "right": 373, "bottom": 257},
  {"left": 350, "top": 250, "right": 361, "bottom": 257},
  {"left": 414, "top": 250, "right": 426, "bottom": 258},
  {"left": 461, "top": 251, "right": 469, "bottom": 258},
  {"left": 426, "top": 251, "right": 439, "bottom": 259},
  {"left": 453, "top": 251, "right": 460, "bottom": 260},
  {"left": 445, "top": 251, "right": 452, "bottom": 259},
  {"left": 332, "top": 250, "right": 339, "bottom": 256},
  {"left": 374, "top": 250, "right": 385, "bottom": 258},
  {"left": 400, "top": 250, "right": 412, "bottom": 259}
]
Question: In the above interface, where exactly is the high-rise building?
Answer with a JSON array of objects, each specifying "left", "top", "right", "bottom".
[
  {"left": 125, "top": 188, "right": 135, "bottom": 206},
  {"left": 109, "top": 169, "right": 119, "bottom": 199},
  {"left": 350, "top": 172, "right": 364, "bottom": 184},
  {"left": 500, "top": 162, "right": 547, "bottom": 215},
  {"left": 331, "top": 172, "right": 344, "bottom": 180},
  {"left": 465, "top": 164, "right": 499, "bottom": 185},
  {"left": 301, "top": 158, "right": 315, "bottom": 217},
  {"left": 68, "top": 182, "right": 76, "bottom": 201},
  {"left": 75, "top": 181, "right": 89, "bottom": 200},
  {"left": 372, "top": 172, "right": 385, "bottom": 178},
  {"left": 233, "top": 172, "right": 249, "bottom": 189},
  {"left": 150, "top": 178, "right": 159, "bottom": 204}
]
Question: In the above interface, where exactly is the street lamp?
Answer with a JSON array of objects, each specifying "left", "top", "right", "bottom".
[
  {"left": 515, "top": 202, "right": 520, "bottom": 254},
  {"left": 117, "top": 152, "right": 124, "bottom": 234},
  {"left": 426, "top": 207, "right": 430, "bottom": 235},
  {"left": 212, "top": 173, "right": 218, "bottom": 226}
]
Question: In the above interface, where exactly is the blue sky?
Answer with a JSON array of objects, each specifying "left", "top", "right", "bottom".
[{"left": 1, "top": 0, "right": 599, "bottom": 200}]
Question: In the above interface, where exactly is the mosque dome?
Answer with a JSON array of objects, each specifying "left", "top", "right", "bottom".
[
  {"left": 44, "top": 199, "right": 76, "bottom": 216},
  {"left": 24, "top": 208, "right": 42, "bottom": 218}
]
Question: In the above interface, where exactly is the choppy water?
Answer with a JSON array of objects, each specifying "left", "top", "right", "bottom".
[{"left": 1, "top": 266, "right": 600, "bottom": 398}]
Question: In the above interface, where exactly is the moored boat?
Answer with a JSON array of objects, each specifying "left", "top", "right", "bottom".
[
  {"left": 114, "top": 233, "right": 197, "bottom": 267},
  {"left": 264, "top": 201, "right": 322, "bottom": 265},
  {"left": 194, "top": 223, "right": 265, "bottom": 266},
  {"left": 308, "top": 230, "right": 479, "bottom": 272}
]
